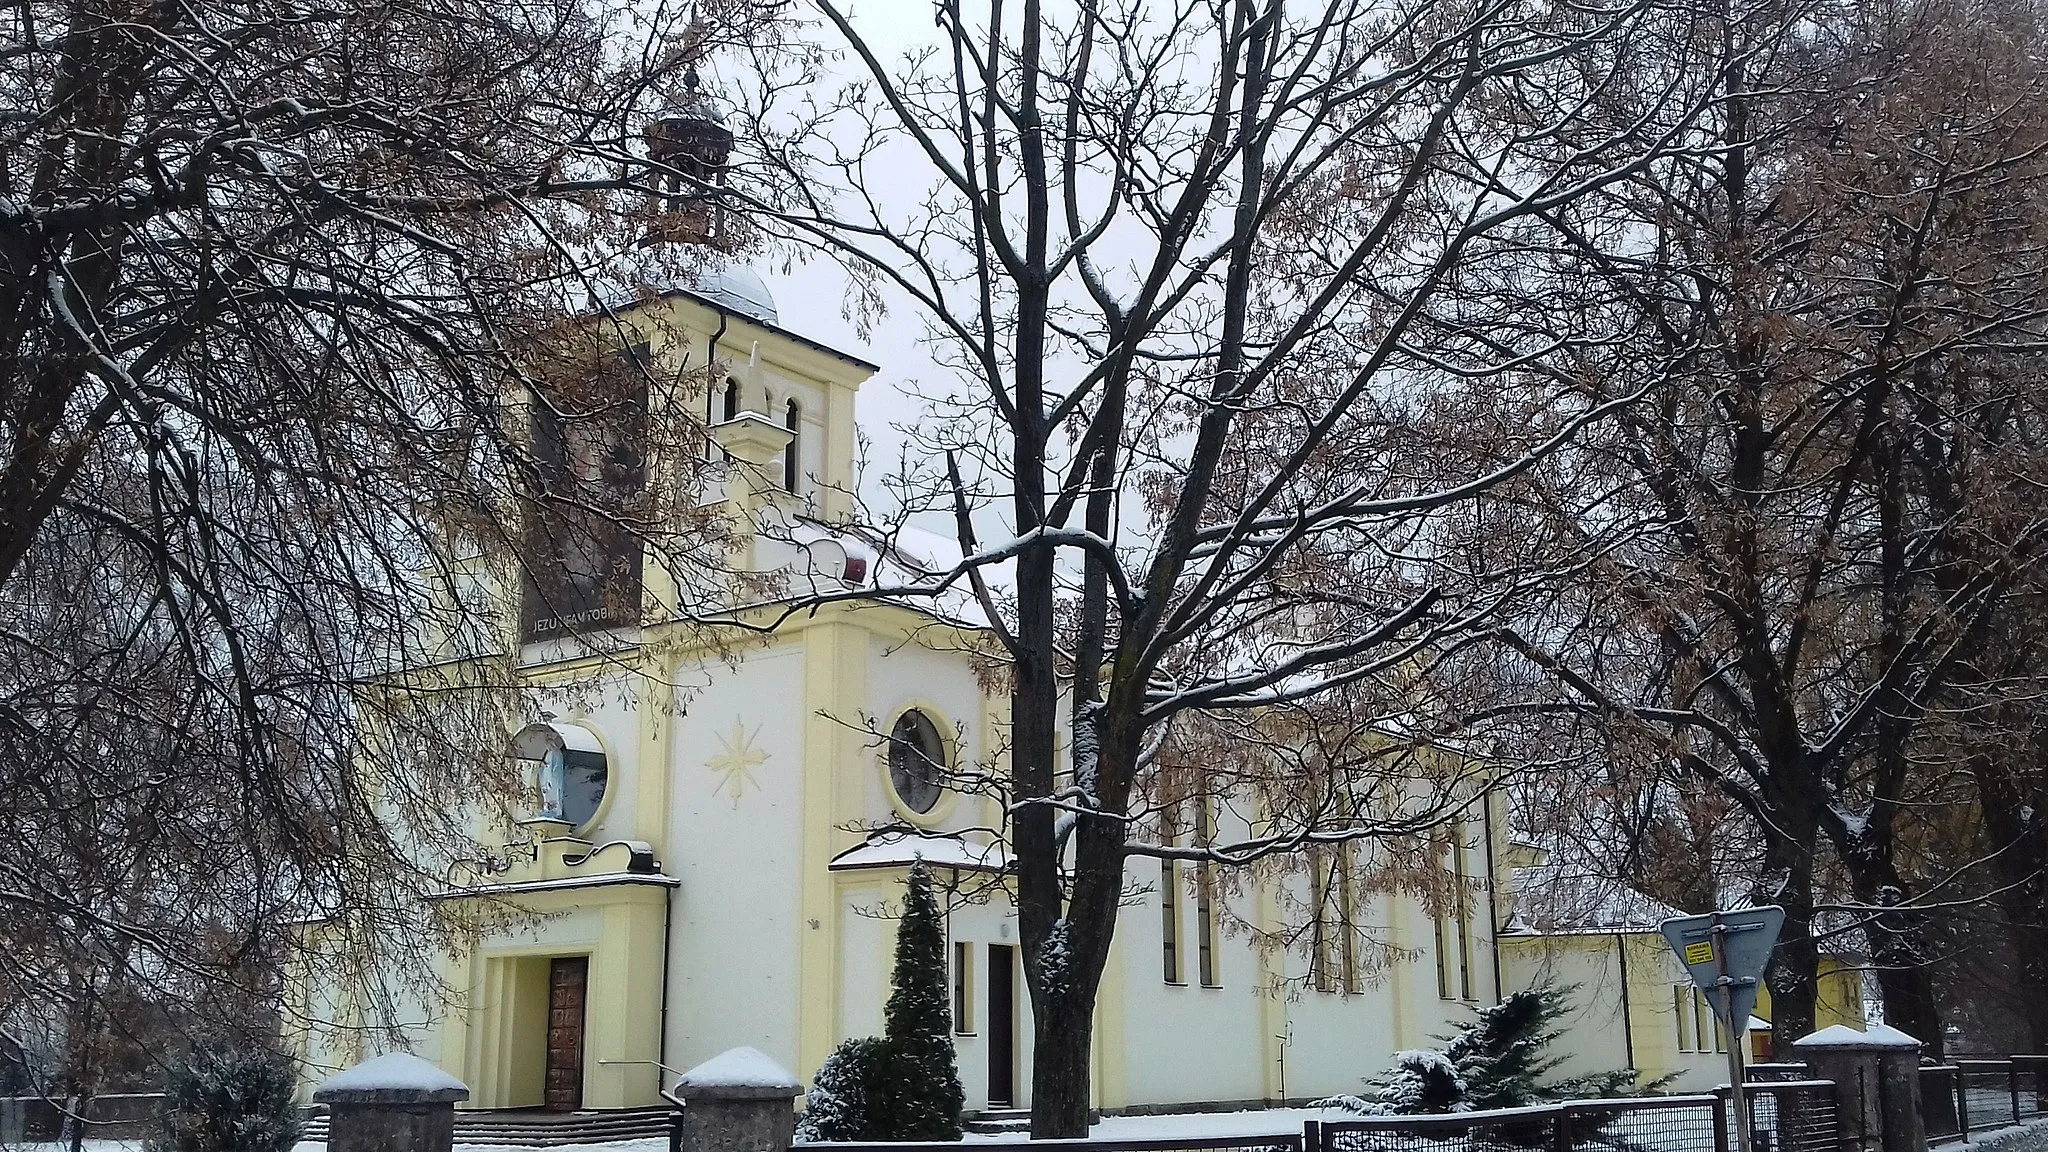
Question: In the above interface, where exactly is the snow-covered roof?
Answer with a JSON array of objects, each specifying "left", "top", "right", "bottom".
[
  {"left": 674, "top": 1046, "right": 802, "bottom": 1099},
  {"left": 691, "top": 266, "right": 779, "bottom": 326},
  {"left": 1504, "top": 865, "right": 1686, "bottom": 934},
  {"left": 828, "top": 829, "right": 1009, "bottom": 874},
  {"left": 313, "top": 1053, "right": 469, "bottom": 1102}
]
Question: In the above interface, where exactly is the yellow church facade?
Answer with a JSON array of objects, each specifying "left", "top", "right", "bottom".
[{"left": 293, "top": 269, "right": 1729, "bottom": 1116}]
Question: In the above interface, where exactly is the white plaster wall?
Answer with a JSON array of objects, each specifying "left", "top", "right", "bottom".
[
  {"left": 1274, "top": 888, "right": 1410, "bottom": 1103},
  {"left": 664, "top": 644, "right": 808, "bottom": 1077},
  {"left": 1504, "top": 939, "right": 1634, "bottom": 1080},
  {"left": 947, "top": 887, "right": 1031, "bottom": 1111},
  {"left": 1501, "top": 936, "right": 1728, "bottom": 1093},
  {"left": 1116, "top": 863, "right": 1275, "bottom": 1106}
]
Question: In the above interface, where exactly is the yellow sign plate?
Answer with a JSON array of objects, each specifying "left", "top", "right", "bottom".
[{"left": 1684, "top": 941, "right": 1715, "bottom": 966}]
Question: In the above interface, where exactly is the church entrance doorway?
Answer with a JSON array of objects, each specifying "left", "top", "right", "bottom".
[
  {"left": 987, "top": 944, "right": 1015, "bottom": 1106},
  {"left": 544, "top": 956, "right": 588, "bottom": 1111}
]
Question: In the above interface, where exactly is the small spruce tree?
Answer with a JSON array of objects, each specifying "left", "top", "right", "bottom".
[
  {"left": 147, "top": 1037, "right": 301, "bottom": 1152},
  {"left": 873, "top": 860, "right": 964, "bottom": 1140},
  {"left": 1447, "top": 988, "right": 1572, "bottom": 1110},
  {"left": 1331, "top": 984, "right": 1652, "bottom": 1117}
]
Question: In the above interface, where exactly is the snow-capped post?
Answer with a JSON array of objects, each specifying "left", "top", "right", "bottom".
[
  {"left": 312, "top": 1053, "right": 469, "bottom": 1152},
  {"left": 674, "top": 1047, "right": 803, "bottom": 1152},
  {"left": 1791, "top": 1025, "right": 1926, "bottom": 1152}
]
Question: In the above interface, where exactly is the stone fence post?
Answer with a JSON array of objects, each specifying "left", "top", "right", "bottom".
[
  {"left": 673, "top": 1047, "right": 803, "bottom": 1152},
  {"left": 1792, "top": 1025, "right": 1926, "bottom": 1152},
  {"left": 313, "top": 1053, "right": 471, "bottom": 1152}
]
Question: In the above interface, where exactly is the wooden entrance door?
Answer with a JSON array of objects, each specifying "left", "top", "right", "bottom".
[
  {"left": 987, "top": 944, "right": 1015, "bottom": 1106},
  {"left": 545, "top": 957, "right": 588, "bottom": 1111}
]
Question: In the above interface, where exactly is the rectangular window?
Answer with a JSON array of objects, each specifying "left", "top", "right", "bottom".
[
  {"left": 1433, "top": 891, "right": 1452, "bottom": 999},
  {"left": 1674, "top": 986, "right": 1692, "bottom": 1050},
  {"left": 1338, "top": 844, "right": 1359, "bottom": 995},
  {"left": 1196, "top": 874, "right": 1218, "bottom": 987},
  {"left": 1161, "top": 860, "right": 1182, "bottom": 983},
  {"left": 953, "top": 942, "right": 973, "bottom": 1034},
  {"left": 1196, "top": 800, "right": 1220, "bottom": 987},
  {"left": 1451, "top": 821, "right": 1474, "bottom": 1001},
  {"left": 1310, "top": 861, "right": 1333, "bottom": 993},
  {"left": 1693, "top": 989, "right": 1710, "bottom": 1053}
]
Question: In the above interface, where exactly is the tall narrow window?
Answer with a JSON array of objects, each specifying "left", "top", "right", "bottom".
[
  {"left": 1310, "top": 860, "right": 1334, "bottom": 993},
  {"left": 722, "top": 378, "right": 739, "bottom": 421},
  {"left": 1693, "top": 989, "right": 1710, "bottom": 1052},
  {"left": 1196, "top": 801, "right": 1219, "bottom": 987},
  {"left": 1338, "top": 842, "right": 1359, "bottom": 995},
  {"left": 1161, "top": 860, "right": 1182, "bottom": 983},
  {"left": 1335, "top": 793, "right": 1360, "bottom": 995},
  {"left": 953, "top": 942, "right": 973, "bottom": 1034},
  {"left": 1432, "top": 830, "right": 1453, "bottom": 1000},
  {"left": 1452, "top": 820, "right": 1474, "bottom": 1000},
  {"left": 1674, "top": 986, "right": 1692, "bottom": 1050},
  {"left": 783, "top": 399, "right": 801, "bottom": 491}
]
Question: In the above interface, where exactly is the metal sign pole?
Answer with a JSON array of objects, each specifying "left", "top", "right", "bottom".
[
  {"left": 1659, "top": 905, "right": 1781, "bottom": 1152},
  {"left": 1714, "top": 914, "right": 1754, "bottom": 1152}
]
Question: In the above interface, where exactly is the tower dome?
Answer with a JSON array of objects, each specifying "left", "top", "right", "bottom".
[{"left": 692, "top": 265, "right": 778, "bottom": 325}]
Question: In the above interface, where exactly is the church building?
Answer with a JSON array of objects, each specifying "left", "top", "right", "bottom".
[{"left": 287, "top": 253, "right": 1552, "bottom": 1116}]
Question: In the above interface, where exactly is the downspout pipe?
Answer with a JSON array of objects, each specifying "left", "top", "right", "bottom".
[
  {"left": 1616, "top": 932, "right": 1636, "bottom": 1072},
  {"left": 658, "top": 877, "right": 676, "bottom": 1087}
]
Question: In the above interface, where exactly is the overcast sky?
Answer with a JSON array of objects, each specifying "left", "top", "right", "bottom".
[{"left": 733, "top": 0, "right": 953, "bottom": 517}]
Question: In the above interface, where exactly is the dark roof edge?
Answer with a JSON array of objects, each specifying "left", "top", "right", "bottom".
[{"left": 662, "top": 285, "right": 881, "bottom": 374}]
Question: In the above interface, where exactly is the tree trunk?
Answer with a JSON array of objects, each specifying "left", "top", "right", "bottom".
[
  {"left": 1759, "top": 845, "right": 1822, "bottom": 1050},
  {"left": 1840, "top": 825, "right": 1946, "bottom": 1055},
  {"left": 1029, "top": 991, "right": 1096, "bottom": 1137},
  {"left": 1975, "top": 748, "right": 2048, "bottom": 1049}
]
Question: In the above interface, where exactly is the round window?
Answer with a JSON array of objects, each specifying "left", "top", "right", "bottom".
[
  {"left": 888, "top": 710, "right": 946, "bottom": 814},
  {"left": 511, "top": 722, "right": 609, "bottom": 829}
]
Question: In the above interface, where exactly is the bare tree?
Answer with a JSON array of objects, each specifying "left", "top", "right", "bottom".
[
  {"left": 0, "top": 0, "right": 779, "bottom": 1104},
  {"left": 731, "top": 0, "right": 1727, "bottom": 1131},
  {"left": 1483, "top": 0, "right": 2048, "bottom": 1047}
]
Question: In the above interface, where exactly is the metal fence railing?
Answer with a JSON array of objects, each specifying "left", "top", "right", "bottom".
[
  {"left": 1920, "top": 1066, "right": 1963, "bottom": 1143},
  {"left": 796, "top": 1053, "right": 2048, "bottom": 1152},
  {"left": 1942, "top": 1057, "right": 2048, "bottom": 1136},
  {"left": 1720, "top": 1081, "right": 1838, "bottom": 1152},
  {"left": 798, "top": 1135, "right": 1304, "bottom": 1152},
  {"left": 1315, "top": 1095, "right": 1727, "bottom": 1152}
]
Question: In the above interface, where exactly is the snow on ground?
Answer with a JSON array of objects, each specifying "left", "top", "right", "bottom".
[
  {"left": 963, "top": 1106, "right": 1358, "bottom": 1143},
  {"left": 0, "top": 1131, "right": 671, "bottom": 1139},
  {"left": 1936, "top": 1118, "right": 2048, "bottom": 1152}
]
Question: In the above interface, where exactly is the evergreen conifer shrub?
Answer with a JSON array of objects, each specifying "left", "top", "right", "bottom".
[
  {"left": 873, "top": 860, "right": 964, "bottom": 1140},
  {"left": 797, "top": 1037, "right": 888, "bottom": 1142},
  {"left": 1328, "top": 984, "right": 1658, "bottom": 1118},
  {"left": 798, "top": 862, "right": 963, "bottom": 1142},
  {"left": 147, "top": 1037, "right": 301, "bottom": 1152}
]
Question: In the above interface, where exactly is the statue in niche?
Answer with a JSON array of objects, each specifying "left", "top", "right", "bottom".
[{"left": 538, "top": 745, "right": 567, "bottom": 820}]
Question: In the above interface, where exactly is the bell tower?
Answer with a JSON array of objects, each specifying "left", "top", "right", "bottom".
[{"left": 645, "top": 70, "right": 734, "bottom": 248}]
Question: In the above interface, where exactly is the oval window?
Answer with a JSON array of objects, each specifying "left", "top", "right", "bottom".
[
  {"left": 512, "top": 722, "right": 609, "bottom": 830},
  {"left": 888, "top": 710, "right": 946, "bottom": 814}
]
